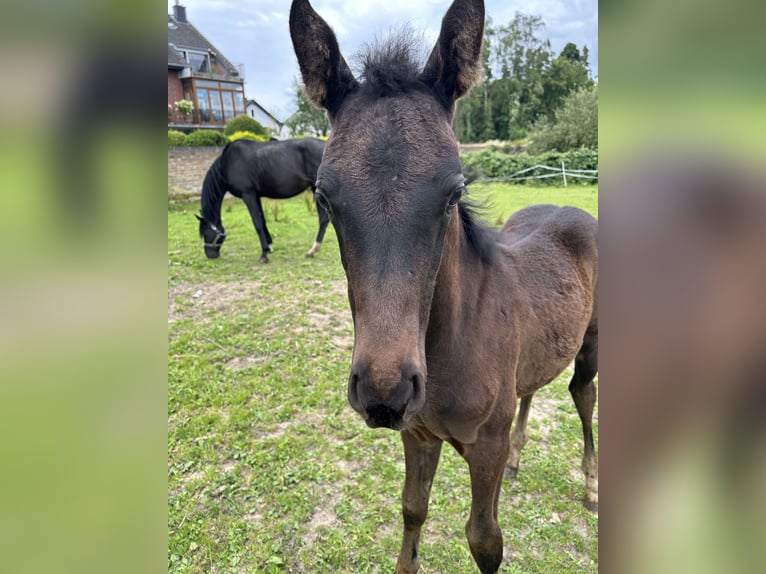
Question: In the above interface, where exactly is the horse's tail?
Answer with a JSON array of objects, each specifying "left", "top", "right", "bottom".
[{"left": 199, "top": 143, "right": 231, "bottom": 223}]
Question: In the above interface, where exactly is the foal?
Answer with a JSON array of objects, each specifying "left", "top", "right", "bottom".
[{"left": 290, "top": 1, "right": 598, "bottom": 572}]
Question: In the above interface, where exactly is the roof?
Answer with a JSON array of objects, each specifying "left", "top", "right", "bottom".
[
  {"left": 167, "top": 14, "right": 241, "bottom": 79},
  {"left": 246, "top": 99, "right": 283, "bottom": 125},
  {"left": 167, "top": 43, "right": 187, "bottom": 69}
]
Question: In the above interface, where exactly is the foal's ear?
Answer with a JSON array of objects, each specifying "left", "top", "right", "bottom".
[
  {"left": 290, "top": 0, "right": 358, "bottom": 117},
  {"left": 195, "top": 213, "right": 204, "bottom": 222},
  {"left": 420, "top": 0, "right": 485, "bottom": 112}
]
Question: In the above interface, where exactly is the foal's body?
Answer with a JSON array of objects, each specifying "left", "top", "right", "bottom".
[
  {"left": 400, "top": 205, "right": 598, "bottom": 572},
  {"left": 290, "top": 0, "right": 597, "bottom": 571}
]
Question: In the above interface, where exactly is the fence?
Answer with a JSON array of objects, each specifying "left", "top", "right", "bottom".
[{"left": 474, "top": 162, "right": 598, "bottom": 186}]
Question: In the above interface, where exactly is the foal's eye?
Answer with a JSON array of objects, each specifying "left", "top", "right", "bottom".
[
  {"left": 446, "top": 186, "right": 465, "bottom": 212},
  {"left": 315, "top": 190, "right": 332, "bottom": 215}
]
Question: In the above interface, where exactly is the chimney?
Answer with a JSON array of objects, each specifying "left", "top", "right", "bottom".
[{"left": 173, "top": 1, "right": 187, "bottom": 23}]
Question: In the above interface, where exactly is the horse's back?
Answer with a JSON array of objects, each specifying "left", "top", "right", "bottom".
[
  {"left": 222, "top": 138, "right": 325, "bottom": 196},
  {"left": 500, "top": 204, "right": 597, "bottom": 260}
]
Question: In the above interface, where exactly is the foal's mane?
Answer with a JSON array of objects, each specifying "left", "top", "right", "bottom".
[
  {"left": 458, "top": 200, "right": 498, "bottom": 264},
  {"left": 357, "top": 28, "right": 429, "bottom": 98}
]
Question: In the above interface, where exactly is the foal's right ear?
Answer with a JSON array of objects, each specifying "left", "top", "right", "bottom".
[{"left": 290, "top": 0, "right": 358, "bottom": 117}]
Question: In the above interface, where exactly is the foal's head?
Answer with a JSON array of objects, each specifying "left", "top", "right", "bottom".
[
  {"left": 196, "top": 214, "right": 227, "bottom": 259},
  {"left": 290, "top": 0, "right": 484, "bottom": 430}
]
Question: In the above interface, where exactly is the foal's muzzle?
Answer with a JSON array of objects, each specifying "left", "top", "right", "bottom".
[{"left": 347, "top": 360, "right": 426, "bottom": 430}]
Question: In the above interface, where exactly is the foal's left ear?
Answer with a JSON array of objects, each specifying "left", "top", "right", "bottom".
[
  {"left": 195, "top": 213, "right": 204, "bottom": 222},
  {"left": 290, "top": 0, "right": 358, "bottom": 118},
  {"left": 420, "top": 0, "right": 485, "bottom": 113}
]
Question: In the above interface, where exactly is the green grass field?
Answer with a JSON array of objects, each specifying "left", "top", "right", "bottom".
[{"left": 168, "top": 184, "right": 598, "bottom": 573}]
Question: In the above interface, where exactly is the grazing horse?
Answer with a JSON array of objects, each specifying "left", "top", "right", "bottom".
[
  {"left": 196, "top": 137, "right": 329, "bottom": 263},
  {"left": 290, "top": 0, "right": 598, "bottom": 572}
]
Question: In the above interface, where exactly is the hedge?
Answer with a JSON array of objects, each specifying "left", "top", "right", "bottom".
[
  {"left": 460, "top": 147, "right": 598, "bottom": 185},
  {"left": 228, "top": 130, "right": 270, "bottom": 142},
  {"left": 182, "top": 130, "right": 229, "bottom": 147},
  {"left": 168, "top": 130, "right": 186, "bottom": 146},
  {"left": 224, "top": 115, "right": 268, "bottom": 137}
]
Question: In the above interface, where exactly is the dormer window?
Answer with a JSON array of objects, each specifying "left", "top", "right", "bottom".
[{"left": 184, "top": 50, "right": 210, "bottom": 73}]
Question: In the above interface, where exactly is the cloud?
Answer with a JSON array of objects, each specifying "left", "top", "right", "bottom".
[{"left": 168, "top": 0, "right": 598, "bottom": 118}]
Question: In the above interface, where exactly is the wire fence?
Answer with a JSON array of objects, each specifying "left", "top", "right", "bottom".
[{"left": 474, "top": 162, "right": 599, "bottom": 186}]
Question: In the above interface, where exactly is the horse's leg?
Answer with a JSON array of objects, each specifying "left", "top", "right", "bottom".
[
  {"left": 306, "top": 200, "right": 330, "bottom": 258},
  {"left": 465, "top": 428, "right": 510, "bottom": 574},
  {"left": 258, "top": 199, "right": 274, "bottom": 251},
  {"left": 506, "top": 394, "right": 533, "bottom": 479},
  {"left": 395, "top": 431, "right": 442, "bottom": 574},
  {"left": 241, "top": 192, "right": 272, "bottom": 263},
  {"left": 569, "top": 333, "right": 598, "bottom": 512}
]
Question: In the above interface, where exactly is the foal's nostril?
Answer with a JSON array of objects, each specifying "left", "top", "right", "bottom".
[{"left": 348, "top": 371, "right": 361, "bottom": 409}]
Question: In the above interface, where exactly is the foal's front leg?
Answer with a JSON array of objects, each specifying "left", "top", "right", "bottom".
[
  {"left": 465, "top": 429, "right": 510, "bottom": 574},
  {"left": 396, "top": 431, "right": 442, "bottom": 574}
]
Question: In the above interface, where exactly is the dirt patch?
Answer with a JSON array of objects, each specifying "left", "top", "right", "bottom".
[{"left": 168, "top": 279, "right": 264, "bottom": 323}]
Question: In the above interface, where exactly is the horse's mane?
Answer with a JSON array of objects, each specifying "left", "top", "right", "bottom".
[
  {"left": 459, "top": 199, "right": 498, "bottom": 265},
  {"left": 200, "top": 143, "right": 231, "bottom": 224},
  {"left": 357, "top": 27, "right": 429, "bottom": 98}
]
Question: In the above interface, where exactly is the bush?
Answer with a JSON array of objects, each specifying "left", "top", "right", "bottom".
[
  {"left": 527, "top": 86, "right": 598, "bottom": 154},
  {"left": 461, "top": 147, "right": 598, "bottom": 186},
  {"left": 168, "top": 130, "right": 186, "bottom": 146},
  {"left": 224, "top": 115, "right": 268, "bottom": 137},
  {"left": 182, "top": 130, "right": 228, "bottom": 147},
  {"left": 228, "top": 130, "right": 269, "bottom": 142}
]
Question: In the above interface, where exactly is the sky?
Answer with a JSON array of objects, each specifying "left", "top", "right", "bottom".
[{"left": 168, "top": 0, "right": 598, "bottom": 121}]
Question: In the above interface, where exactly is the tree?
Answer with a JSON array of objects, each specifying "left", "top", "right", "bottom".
[
  {"left": 527, "top": 85, "right": 598, "bottom": 153},
  {"left": 284, "top": 79, "right": 331, "bottom": 137},
  {"left": 541, "top": 43, "right": 593, "bottom": 121}
]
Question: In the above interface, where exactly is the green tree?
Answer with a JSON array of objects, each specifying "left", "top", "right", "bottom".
[
  {"left": 541, "top": 43, "right": 593, "bottom": 121},
  {"left": 527, "top": 85, "right": 598, "bottom": 153},
  {"left": 285, "top": 80, "right": 331, "bottom": 137}
]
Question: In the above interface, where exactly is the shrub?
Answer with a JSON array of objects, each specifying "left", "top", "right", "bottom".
[
  {"left": 461, "top": 147, "right": 598, "bottom": 186},
  {"left": 224, "top": 115, "right": 268, "bottom": 137},
  {"left": 168, "top": 130, "right": 186, "bottom": 146},
  {"left": 182, "top": 130, "right": 228, "bottom": 147},
  {"left": 527, "top": 86, "right": 598, "bottom": 154},
  {"left": 228, "top": 130, "right": 269, "bottom": 142}
]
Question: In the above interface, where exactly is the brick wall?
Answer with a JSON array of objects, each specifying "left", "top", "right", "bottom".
[{"left": 168, "top": 146, "right": 224, "bottom": 199}]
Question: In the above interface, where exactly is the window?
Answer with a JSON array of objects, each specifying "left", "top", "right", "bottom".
[
  {"left": 222, "top": 92, "right": 234, "bottom": 122},
  {"left": 197, "top": 89, "right": 210, "bottom": 122},
  {"left": 193, "top": 79, "right": 245, "bottom": 124},
  {"left": 234, "top": 93, "right": 245, "bottom": 116},
  {"left": 185, "top": 51, "right": 210, "bottom": 73},
  {"left": 210, "top": 91, "right": 223, "bottom": 122}
]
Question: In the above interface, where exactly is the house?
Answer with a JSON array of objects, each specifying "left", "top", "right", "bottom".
[
  {"left": 168, "top": 2, "right": 246, "bottom": 130},
  {"left": 246, "top": 100, "right": 287, "bottom": 139}
]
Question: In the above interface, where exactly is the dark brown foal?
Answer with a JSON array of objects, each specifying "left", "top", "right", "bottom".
[{"left": 290, "top": 1, "right": 598, "bottom": 571}]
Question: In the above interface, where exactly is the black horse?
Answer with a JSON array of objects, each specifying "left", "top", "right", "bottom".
[{"left": 196, "top": 137, "right": 329, "bottom": 263}]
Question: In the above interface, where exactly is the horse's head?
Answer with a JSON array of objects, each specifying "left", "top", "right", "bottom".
[
  {"left": 290, "top": 0, "right": 484, "bottom": 430},
  {"left": 196, "top": 214, "right": 227, "bottom": 259}
]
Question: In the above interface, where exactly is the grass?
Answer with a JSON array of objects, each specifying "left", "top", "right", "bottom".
[{"left": 168, "top": 183, "right": 598, "bottom": 573}]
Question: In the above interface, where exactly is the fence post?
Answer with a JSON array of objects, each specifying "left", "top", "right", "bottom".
[{"left": 561, "top": 161, "right": 568, "bottom": 187}]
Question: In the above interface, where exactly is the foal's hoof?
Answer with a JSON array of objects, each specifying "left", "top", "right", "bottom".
[
  {"left": 258, "top": 256, "right": 269, "bottom": 264},
  {"left": 305, "top": 251, "right": 315, "bottom": 258},
  {"left": 267, "top": 244, "right": 274, "bottom": 253},
  {"left": 504, "top": 466, "right": 519, "bottom": 480},
  {"left": 584, "top": 494, "right": 598, "bottom": 513}
]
